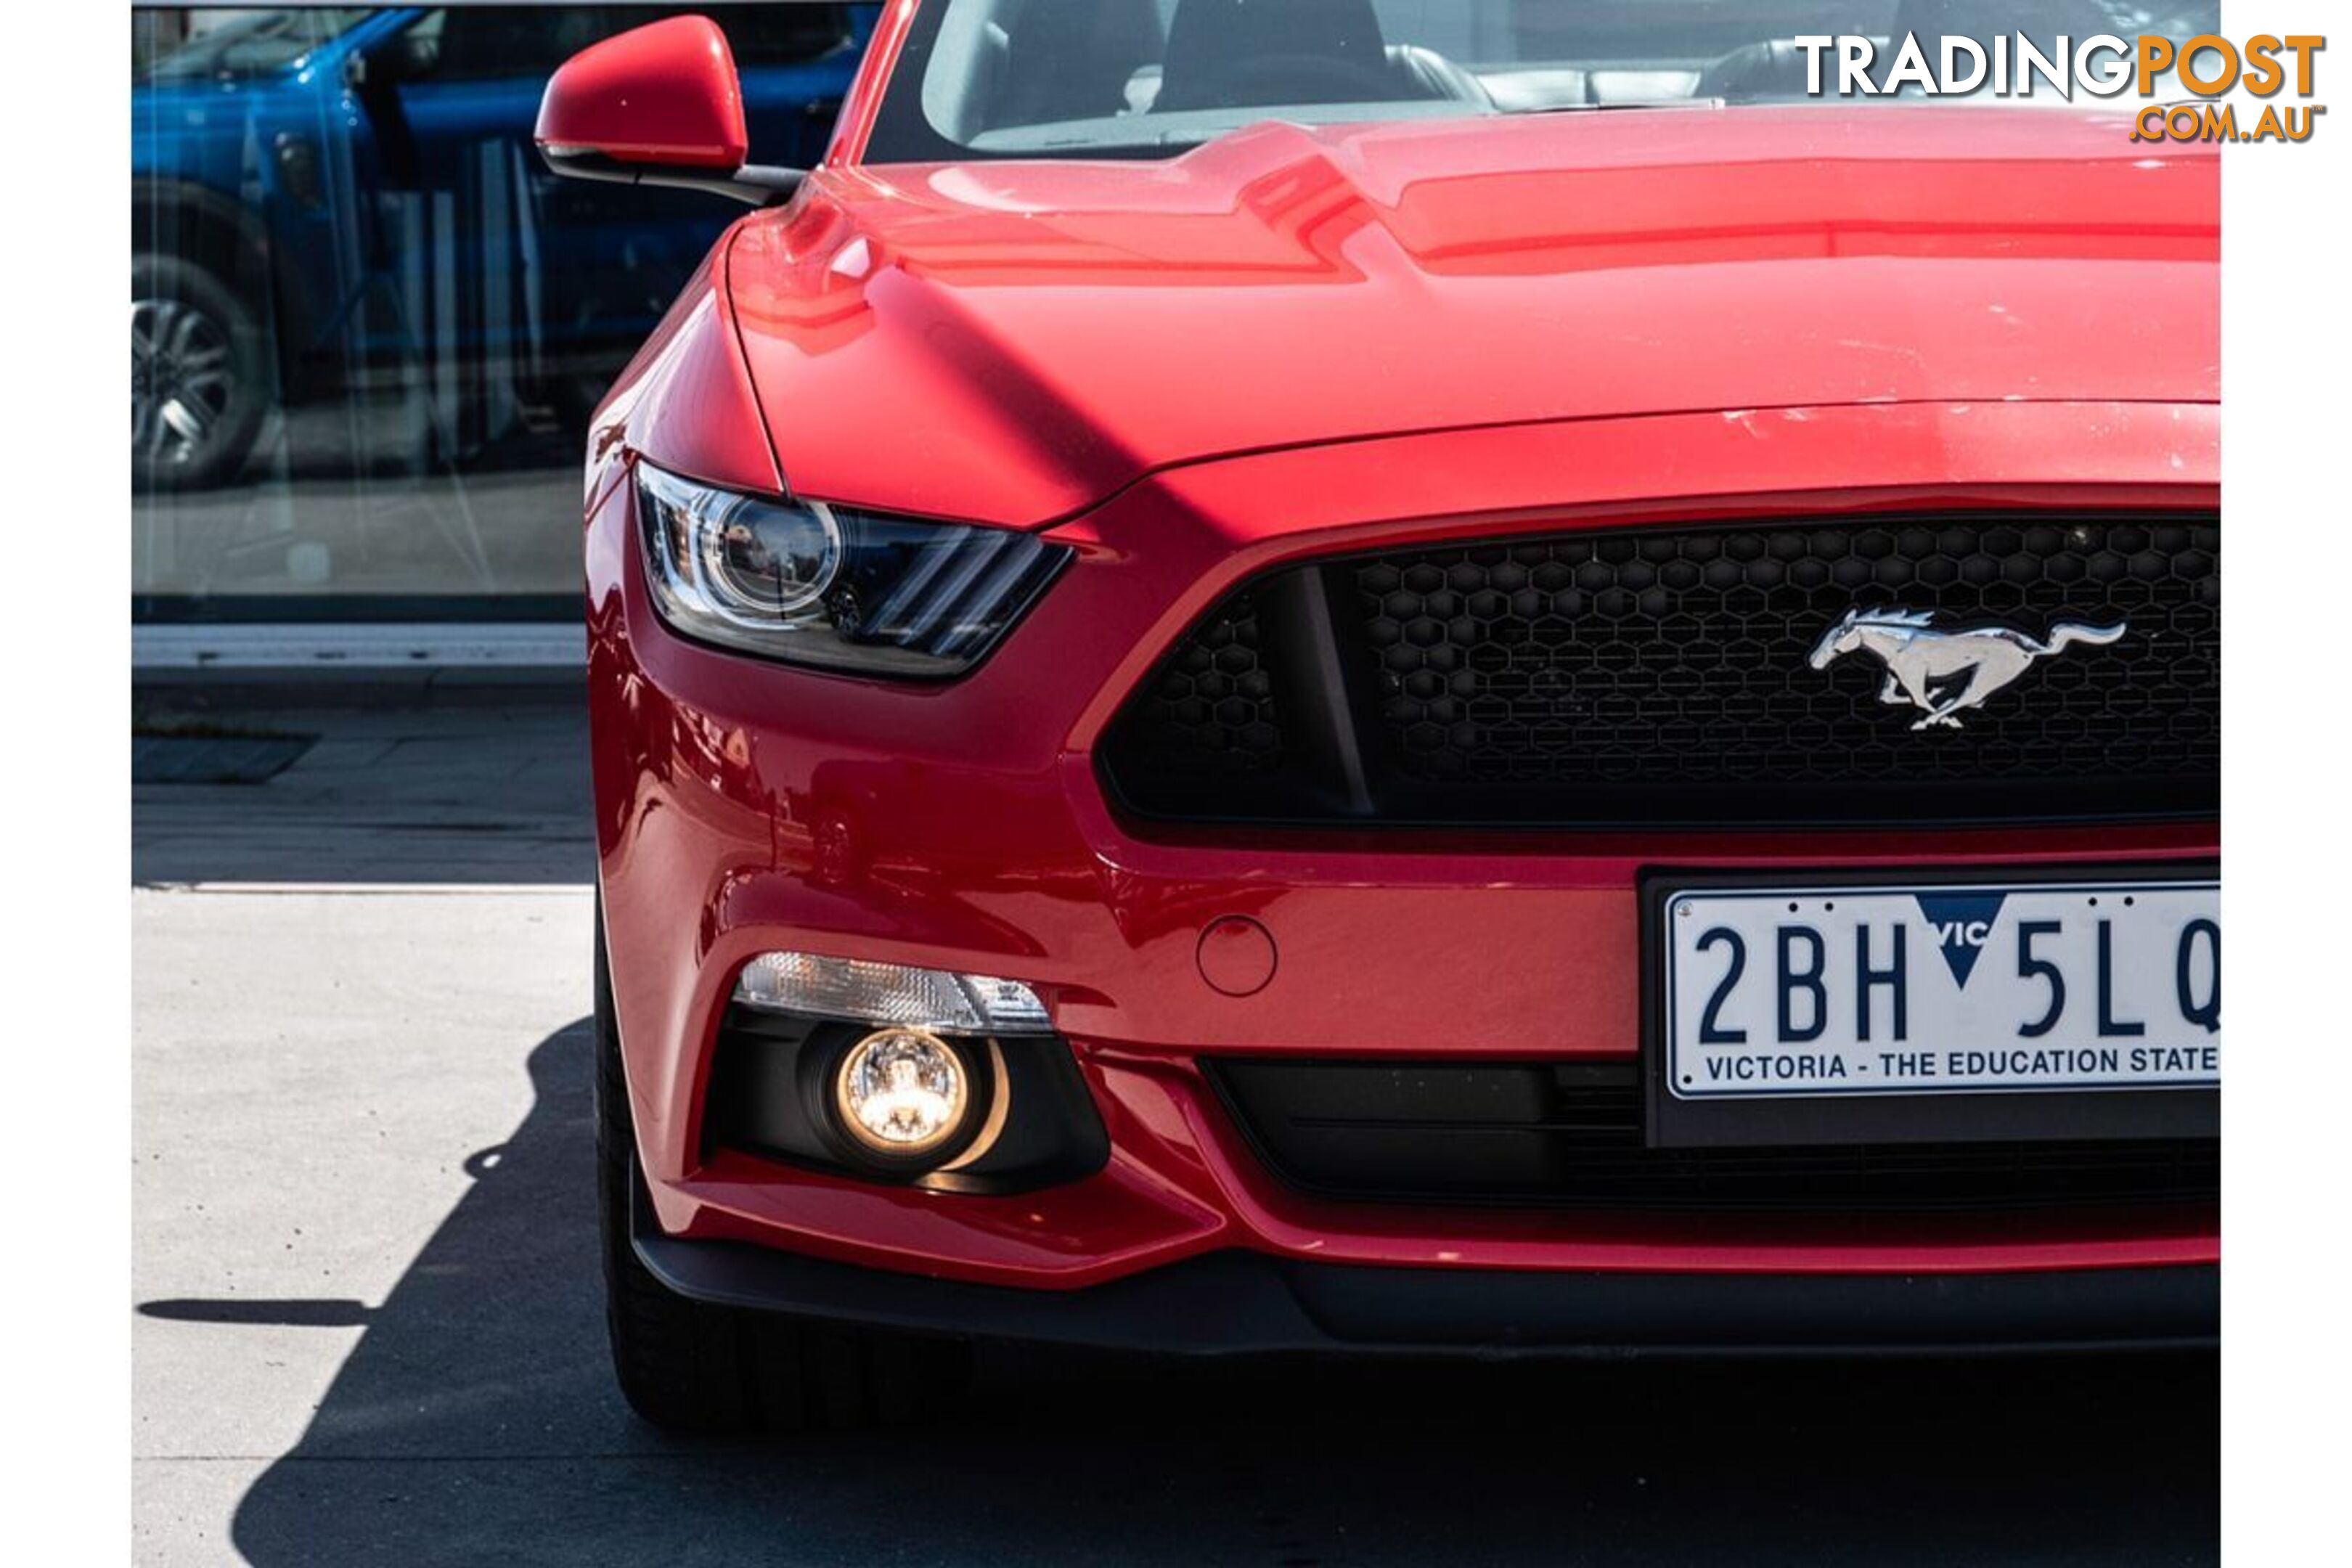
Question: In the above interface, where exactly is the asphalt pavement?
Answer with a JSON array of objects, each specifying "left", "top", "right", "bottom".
[{"left": 131, "top": 690, "right": 2218, "bottom": 1567}]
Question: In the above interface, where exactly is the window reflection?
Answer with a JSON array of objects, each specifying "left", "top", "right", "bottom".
[{"left": 131, "top": 5, "right": 875, "bottom": 611}]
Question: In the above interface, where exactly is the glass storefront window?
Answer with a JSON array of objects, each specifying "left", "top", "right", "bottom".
[{"left": 131, "top": 4, "right": 877, "bottom": 618}]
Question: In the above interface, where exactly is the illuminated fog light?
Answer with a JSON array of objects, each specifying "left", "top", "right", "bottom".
[
  {"left": 833, "top": 1028, "right": 972, "bottom": 1157},
  {"left": 733, "top": 952, "right": 1052, "bottom": 1034}
]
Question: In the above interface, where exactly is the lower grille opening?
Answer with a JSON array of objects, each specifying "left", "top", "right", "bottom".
[{"left": 1209, "top": 1060, "right": 2219, "bottom": 1212}]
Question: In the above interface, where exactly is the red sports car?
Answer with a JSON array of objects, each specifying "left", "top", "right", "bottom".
[{"left": 542, "top": 0, "right": 2219, "bottom": 1431}]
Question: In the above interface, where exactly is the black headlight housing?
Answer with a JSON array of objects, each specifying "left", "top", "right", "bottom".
[{"left": 637, "top": 462, "right": 1069, "bottom": 678}]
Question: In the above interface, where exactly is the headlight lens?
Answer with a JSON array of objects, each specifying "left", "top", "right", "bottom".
[{"left": 636, "top": 464, "right": 1069, "bottom": 677}]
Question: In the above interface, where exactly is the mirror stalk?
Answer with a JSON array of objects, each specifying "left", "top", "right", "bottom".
[{"left": 541, "top": 148, "right": 805, "bottom": 207}]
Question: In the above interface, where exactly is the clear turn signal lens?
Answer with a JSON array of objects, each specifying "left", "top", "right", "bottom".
[{"left": 732, "top": 952, "right": 1053, "bottom": 1035}]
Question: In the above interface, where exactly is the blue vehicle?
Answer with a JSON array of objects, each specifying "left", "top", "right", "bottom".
[{"left": 133, "top": 6, "right": 876, "bottom": 488}]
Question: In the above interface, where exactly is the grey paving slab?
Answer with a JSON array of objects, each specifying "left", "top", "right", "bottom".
[{"left": 132, "top": 697, "right": 592, "bottom": 886}]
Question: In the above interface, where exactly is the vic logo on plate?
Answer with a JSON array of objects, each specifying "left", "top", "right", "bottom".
[{"left": 1915, "top": 891, "right": 2008, "bottom": 988}]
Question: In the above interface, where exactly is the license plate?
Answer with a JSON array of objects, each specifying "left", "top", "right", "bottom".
[{"left": 1660, "top": 877, "right": 2220, "bottom": 1103}]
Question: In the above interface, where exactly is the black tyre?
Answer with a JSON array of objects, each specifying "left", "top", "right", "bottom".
[
  {"left": 132, "top": 253, "right": 269, "bottom": 490},
  {"left": 594, "top": 902, "right": 973, "bottom": 1434}
]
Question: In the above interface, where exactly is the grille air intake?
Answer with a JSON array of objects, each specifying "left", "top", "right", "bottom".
[
  {"left": 1102, "top": 513, "right": 2218, "bottom": 828},
  {"left": 1209, "top": 1060, "right": 2219, "bottom": 1212}
]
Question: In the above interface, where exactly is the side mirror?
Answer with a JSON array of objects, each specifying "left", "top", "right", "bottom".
[{"left": 535, "top": 15, "right": 802, "bottom": 206}]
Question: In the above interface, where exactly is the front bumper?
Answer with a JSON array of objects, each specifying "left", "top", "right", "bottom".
[
  {"left": 590, "top": 401, "right": 2220, "bottom": 1303},
  {"left": 634, "top": 1178, "right": 2216, "bottom": 1355}
]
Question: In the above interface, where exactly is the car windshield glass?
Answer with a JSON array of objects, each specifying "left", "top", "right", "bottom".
[
  {"left": 141, "top": 9, "right": 372, "bottom": 82},
  {"left": 870, "top": 0, "right": 2220, "bottom": 161}
]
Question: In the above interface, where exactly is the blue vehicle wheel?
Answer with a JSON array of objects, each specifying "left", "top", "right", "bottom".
[{"left": 132, "top": 253, "right": 268, "bottom": 490}]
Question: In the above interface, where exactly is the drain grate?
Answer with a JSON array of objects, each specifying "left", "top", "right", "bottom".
[{"left": 133, "top": 733, "right": 315, "bottom": 785}]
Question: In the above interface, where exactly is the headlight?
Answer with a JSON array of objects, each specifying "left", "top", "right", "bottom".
[{"left": 636, "top": 463, "right": 1069, "bottom": 677}]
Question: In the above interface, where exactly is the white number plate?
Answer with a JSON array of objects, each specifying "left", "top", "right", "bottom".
[{"left": 1662, "top": 880, "right": 2220, "bottom": 1101}]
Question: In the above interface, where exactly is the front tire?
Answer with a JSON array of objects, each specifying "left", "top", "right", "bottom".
[
  {"left": 594, "top": 903, "right": 971, "bottom": 1434},
  {"left": 132, "top": 253, "right": 269, "bottom": 491}
]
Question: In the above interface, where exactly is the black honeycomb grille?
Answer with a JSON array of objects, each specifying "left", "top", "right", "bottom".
[
  {"left": 1111, "top": 589, "right": 1284, "bottom": 779},
  {"left": 1358, "top": 518, "right": 2218, "bottom": 788},
  {"left": 1101, "top": 514, "right": 2218, "bottom": 828}
]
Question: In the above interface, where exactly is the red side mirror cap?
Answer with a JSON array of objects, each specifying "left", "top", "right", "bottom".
[{"left": 536, "top": 15, "right": 748, "bottom": 174}]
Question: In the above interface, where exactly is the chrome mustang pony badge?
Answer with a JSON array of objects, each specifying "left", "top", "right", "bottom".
[{"left": 1808, "top": 608, "right": 2127, "bottom": 730}]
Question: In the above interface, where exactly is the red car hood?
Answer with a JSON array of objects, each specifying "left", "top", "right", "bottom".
[{"left": 725, "top": 106, "right": 2215, "bottom": 528}]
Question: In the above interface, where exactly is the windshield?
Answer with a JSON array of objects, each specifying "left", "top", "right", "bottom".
[
  {"left": 141, "top": 9, "right": 372, "bottom": 83},
  {"left": 869, "top": 0, "right": 2221, "bottom": 162}
]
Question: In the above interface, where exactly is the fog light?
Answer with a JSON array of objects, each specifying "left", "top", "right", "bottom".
[{"left": 833, "top": 1028, "right": 973, "bottom": 1158}]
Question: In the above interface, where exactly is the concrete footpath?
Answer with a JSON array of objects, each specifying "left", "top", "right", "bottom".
[{"left": 131, "top": 695, "right": 2217, "bottom": 1567}]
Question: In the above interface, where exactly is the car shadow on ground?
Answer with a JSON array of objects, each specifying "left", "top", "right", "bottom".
[{"left": 157, "top": 1021, "right": 2216, "bottom": 1567}]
